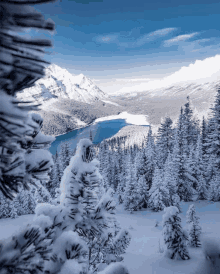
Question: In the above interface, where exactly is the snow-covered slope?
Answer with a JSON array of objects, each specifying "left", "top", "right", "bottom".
[{"left": 17, "top": 64, "right": 107, "bottom": 104}]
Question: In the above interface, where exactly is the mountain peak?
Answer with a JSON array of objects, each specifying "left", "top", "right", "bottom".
[{"left": 17, "top": 64, "right": 107, "bottom": 104}]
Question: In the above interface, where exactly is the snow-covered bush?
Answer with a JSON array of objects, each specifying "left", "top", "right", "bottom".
[{"left": 162, "top": 206, "right": 190, "bottom": 260}]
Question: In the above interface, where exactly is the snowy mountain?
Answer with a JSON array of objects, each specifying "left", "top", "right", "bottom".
[
  {"left": 109, "top": 79, "right": 220, "bottom": 126},
  {"left": 17, "top": 64, "right": 107, "bottom": 104}
]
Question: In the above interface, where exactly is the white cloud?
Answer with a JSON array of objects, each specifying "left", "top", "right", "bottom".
[
  {"left": 135, "top": 27, "right": 176, "bottom": 47},
  {"left": 149, "top": 28, "right": 177, "bottom": 37},
  {"left": 164, "top": 32, "right": 199, "bottom": 46},
  {"left": 115, "top": 78, "right": 151, "bottom": 82},
  {"left": 115, "top": 54, "right": 220, "bottom": 94}
]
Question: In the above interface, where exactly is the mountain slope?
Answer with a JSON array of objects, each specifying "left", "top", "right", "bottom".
[
  {"left": 109, "top": 79, "right": 220, "bottom": 125},
  {"left": 17, "top": 64, "right": 107, "bottom": 104}
]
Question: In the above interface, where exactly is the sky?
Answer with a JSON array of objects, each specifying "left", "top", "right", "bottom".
[{"left": 34, "top": 0, "right": 220, "bottom": 93}]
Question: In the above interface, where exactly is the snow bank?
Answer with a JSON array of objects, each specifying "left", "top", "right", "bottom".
[
  {"left": 93, "top": 112, "right": 149, "bottom": 126},
  {"left": 98, "top": 262, "right": 129, "bottom": 274}
]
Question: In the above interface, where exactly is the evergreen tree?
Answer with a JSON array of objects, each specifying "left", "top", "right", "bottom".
[
  {"left": 123, "top": 155, "right": 139, "bottom": 212},
  {"left": 208, "top": 175, "right": 219, "bottom": 202},
  {"left": 136, "top": 175, "right": 149, "bottom": 209},
  {"left": 148, "top": 166, "right": 170, "bottom": 212},
  {"left": 156, "top": 117, "right": 173, "bottom": 169},
  {"left": 195, "top": 135, "right": 208, "bottom": 201},
  {"left": 144, "top": 126, "right": 156, "bottom": 191},
  {"left": 47, "top": 160, "right": 59, "bottom": 198},
  {"left": 59, "top": 139, "right": 131, "bottom": 272},
  {"left": 0, "top": 0, "right": 55, "bottom": 200},
  {"left": 186, "top": 204, "right": 202, "bottom": 247},
  {"left": 162, "top": 206, "right": 190, "bottom": 260},
  {"left": 211, "top": 87, "right": 220, "bottom": 175},
  {"left": 163, "top": 153, "right": 181, "bottom": 211},
  {"left": 201, "top": 116, "right": 208, "bottom": 159},
  {"left": 182, "top": 97, "right": 198, "bottom": 156},
  {"left": 185, "top": 145, "right": 198, "bottom": 190},
  {"left": 172, "top": 129, "right": 195, "bottom": 202},
  {"left": 60, "top": 141, "right": 72, "bottom": 170}
]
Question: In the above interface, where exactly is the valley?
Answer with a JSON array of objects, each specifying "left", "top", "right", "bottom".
[{"left": 17, "top": 64, "right": 219, "bottom": 137}]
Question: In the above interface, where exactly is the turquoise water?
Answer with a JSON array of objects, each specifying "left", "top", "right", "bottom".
[{"left": 49, "top": 119, "right": 135, "bottom": 155}]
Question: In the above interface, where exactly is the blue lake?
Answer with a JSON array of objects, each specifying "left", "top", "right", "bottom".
[{"left": 49, "top": 119, "right": 138, "bottom": 155}]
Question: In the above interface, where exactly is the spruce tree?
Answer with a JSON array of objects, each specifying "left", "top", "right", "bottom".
[
  {"left": 195, "top": 135, "right": 209, "bottom": 201},
  {"left": 59, "top": 139, "right": 131, "bottom": 272},
  {"left": 163, "top": 153, "right": 181, "bottom": 211},
  {"left": 0, "top": 0, "right": 55, "bottom": 200},
  {"left": 124, "top": 154, "right": 139, "bottom": 212},
  {"left": 144, "top": 126, "right": 156, "bottom": 191},
  {"left": 182, "top": 97, "right": 198, "bottom": 156},
  {"left": 208, "top": 176, "right": 219, "bottom": 202},
  {"left": 186, "top": 204, "right": 202, "bottom": 247},
  {"left": 211, "top": 87, "right": 220, "bottom": 175},
  {"left": 156, "top": 117, "right": 173, "bottom": 169},
  {"left": 148, "top": 165, "right": 170, "bottom": 212},
  {"left": 162, "top": 206, "right": 190, "bottom": 260},
  {"left": 172, "top": 128, "right": 195, "bottom": 202}
]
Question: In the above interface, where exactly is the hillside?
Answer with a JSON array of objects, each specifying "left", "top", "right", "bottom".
[{"left": 17, "top": 64, "right": 220, "bottom": 136}]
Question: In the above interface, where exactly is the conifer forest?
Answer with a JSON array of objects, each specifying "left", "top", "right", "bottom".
[{"left": 1, "top": 1, "right": 220, "bottom": 274}]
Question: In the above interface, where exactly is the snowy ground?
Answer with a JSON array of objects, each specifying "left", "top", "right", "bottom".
[
  {"left": 0, "top": 201, "right": 220, "bottom": 274},
  {"left": 93, "top": 112, "right": 149, "bottom": 126}
]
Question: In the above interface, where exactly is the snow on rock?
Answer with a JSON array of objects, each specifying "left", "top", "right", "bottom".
[{"left": 16, "top": 64, "right": 107, "bottom": 105}]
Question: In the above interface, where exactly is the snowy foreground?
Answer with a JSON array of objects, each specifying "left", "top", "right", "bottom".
[{"left": 1, "top": 200, "right": 220, "bottom": 274}]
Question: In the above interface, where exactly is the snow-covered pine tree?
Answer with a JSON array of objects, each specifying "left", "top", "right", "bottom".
[
  {"left": 55, "top": 150, "right": 65, "bottom": 183},
  {"left": 47, "top": 158, "right": 60, "bottom": 198},
  {"left": 162, "top": 206, "right": 190, "bottom": 260},
  {"left": 195, "top": 135, "right": 209, "bottom": 201},
  {"left": 208, "top": 175, "right": 219, "bottom": 202},
  {"left": 9, "top": 200, "right": 18, "bottom": 219},
  {"left": 136, "top": 175, "right": 149, "bottom": 209},
  {"left": 201, "top": 117, "right": 208, "bottom": 160},
  {"left": 156, "top": 117, "right": 174, "bottom": 169},
  {"left": 22, "top": 189, "right": 37, "bottom": 214},
  {"left": 163, "top": 153, "right": 181, "bottom": 211},
  {"left": 123, "top": 154, "right": 140, "bottom": 212},
  {"left": 0, "top": 0, "right": 58, "bottom": 272},
  {"left": 210, "top": 87, "right": 220, "bottom": 175},
  {"left": 144, "top": 126, "right": 156, "bottom": 192},
  {"left": 0, "top": 0, "right": 55, "bottom": 200},
  {"left": 60, "top": 141, "right": 72, "bottom": 171},
  {"left": 172, "top": 125, "right": 195, "bottom": 202},
  {"left": 204, "top": 116, "right": 216, "bottom": 165},
  {"left": 148, "top": 165, "right": 170, "bottom": 212},
  {"left": 186, "top": 204, "right": 202, "bottom": 247},
  {"left": 182, "top": 96, "right": 198, "bottom": 156},
  {"left": 59, "top": 138, "right": 131, "bottom": 272},
  {"left": 185, "top": 145, "right": 198, "bottom": 191}
]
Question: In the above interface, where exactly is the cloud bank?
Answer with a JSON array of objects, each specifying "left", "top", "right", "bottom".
[{"left": 114, "top": 54, "right": 220, "bottom": 94}]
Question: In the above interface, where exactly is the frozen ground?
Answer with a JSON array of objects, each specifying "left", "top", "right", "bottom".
[
  {"left": 93, "top": 111, "right": 149, "bottom": 126},
  {"left": 0, "top": 201, "right": 220, "bottom": 274}
]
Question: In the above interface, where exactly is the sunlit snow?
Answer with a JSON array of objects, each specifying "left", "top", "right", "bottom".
[{"left": 93, "top": 112, "right": 149, "bottom": 126}]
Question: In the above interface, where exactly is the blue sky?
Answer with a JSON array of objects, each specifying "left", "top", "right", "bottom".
[{"left": 35, "top": 0, "right": 220, "bottom": 92}]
